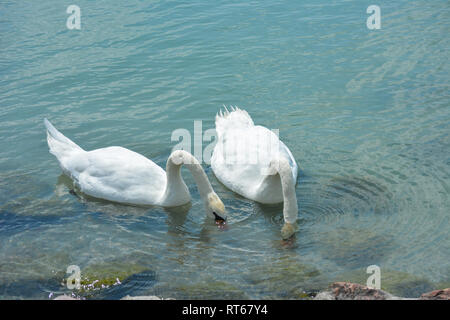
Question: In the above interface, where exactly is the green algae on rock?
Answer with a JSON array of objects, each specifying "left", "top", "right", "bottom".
[{"left": 64, "top": 261, "right": 151, "bottom": 296}]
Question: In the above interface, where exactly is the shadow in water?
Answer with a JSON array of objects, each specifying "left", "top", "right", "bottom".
[
  {"left": 164, "top": 203, "right": 191, "bottom": 228},
  {"left": 55, "top": 174, "right": 157, "bottom": 216}
]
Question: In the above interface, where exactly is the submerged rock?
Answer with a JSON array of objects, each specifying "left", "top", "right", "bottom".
[
  {"left": 164, "top": 278, "right": 248, "bottom": 300},
  {"left": 243, "top": 255, "right": 327, "bottom": 299},
  {"left": 314, "top": 282, "right": 450, "bottom": 300},
  {"left": 317, "top": 227, "right": 395, "bottom": 270},
  {"left": 60, "top": 258, "right": 157, "bottom": 300},
  {"left": 77, "top": 261, "right": 150, "bottom": 291}
]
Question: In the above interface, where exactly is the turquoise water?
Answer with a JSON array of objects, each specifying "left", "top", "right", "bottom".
[{"left": 1, "top": 1, "right": 449, "bottom": 299}]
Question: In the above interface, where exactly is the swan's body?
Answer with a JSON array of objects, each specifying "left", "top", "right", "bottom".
[
  {"left": 44, "top": 119, "right": 226, "bottom": 220},
  {"left": 211, "top": 107, "right": 298, "bottom": 238}
]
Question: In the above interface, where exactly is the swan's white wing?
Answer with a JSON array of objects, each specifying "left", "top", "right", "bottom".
[
  {"left": 212, "top": 124, "right": 298, "bottom": 203},
  {"left": 68, "top": 147, "right": 167, "bottom": 205}
]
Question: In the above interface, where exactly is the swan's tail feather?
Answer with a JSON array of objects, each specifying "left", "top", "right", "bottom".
[
  {"left": 215, "top": 105, "right": 254, "bottom": 139},
  {"left": 44, "top": 118, "right": 83, "bottom": 161}
]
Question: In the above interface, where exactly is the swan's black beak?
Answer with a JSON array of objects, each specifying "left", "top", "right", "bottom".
[{"left": 213, "top": 212, "right": 226, "bottom": 223}]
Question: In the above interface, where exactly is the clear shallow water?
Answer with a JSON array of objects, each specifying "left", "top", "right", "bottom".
[{"left": 0, "top": 1, "right": 449, "bottom": 299}]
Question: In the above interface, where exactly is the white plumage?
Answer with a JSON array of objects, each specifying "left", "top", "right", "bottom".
[
  {"left": 44, "top": 119, "right": 226, "bottom": 221},
  {"left": 211, "top": 107, "right": 298, "bottom": 238}
]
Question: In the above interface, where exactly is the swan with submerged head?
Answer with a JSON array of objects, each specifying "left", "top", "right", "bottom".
[
  {"left": 211, "top": 106, "right": 298, "bottom": 238},
  {"left": 44, "top": 119, "right": 226, "bottom": 222}
]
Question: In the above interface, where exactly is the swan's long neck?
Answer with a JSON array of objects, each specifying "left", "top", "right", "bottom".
[
  {"left": 161, "top": 150, "right": 214, "bottom": 206},
  {"left": 273, "top": 157, "right": 298, "bottom": 224}
]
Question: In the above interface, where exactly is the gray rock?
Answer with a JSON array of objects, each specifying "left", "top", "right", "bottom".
[
  {"left": 314, "top": 282, "right": 410, "bottom": 300},
  {"left": 420, "top": 288, "right": 450, "bottom": 300},
  {"left": 53, "top": 295, "right": 80, "bottom": 300}
]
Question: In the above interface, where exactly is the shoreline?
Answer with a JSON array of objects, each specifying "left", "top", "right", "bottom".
[{"left": 53, "top": 282, "right": 450, "bottom": 300}]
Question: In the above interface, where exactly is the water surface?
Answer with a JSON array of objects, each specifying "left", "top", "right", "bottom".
[{"left": 0, "top": 0, "right": 449, "bottom": 299}]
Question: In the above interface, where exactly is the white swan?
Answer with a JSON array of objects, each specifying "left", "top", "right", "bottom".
[
  {"left": 44, "top": 119, "right": 226, "bottom": 221},
  {"left": 211, "top": 107, "right": 298, "bottom": 238}
]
